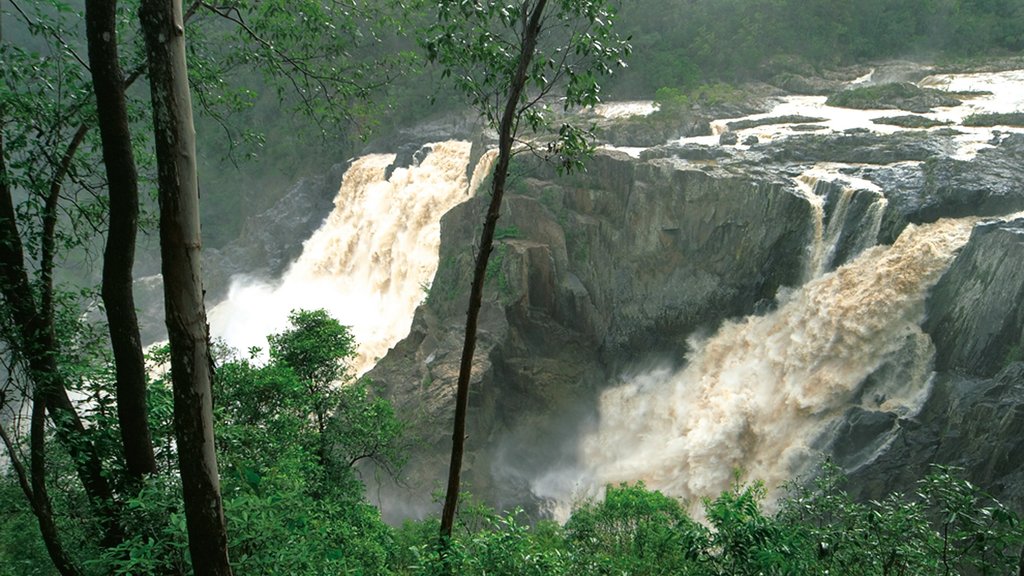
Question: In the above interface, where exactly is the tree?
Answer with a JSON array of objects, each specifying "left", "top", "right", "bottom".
[
  {"left": 422, "top": 0, "right": 629, "bottom": 542},
  {"left": 3, "top": 0, "right": 411, "bottom": 570},
  {"left": 0, "top": 3, "right": 121, "bottom": 549},
  {"left": 268, "top": 308, "right": 356, "bottom": 440},
  {"left": 85, "top": 0, "right": 157, "bottom": 484},
  {"left": 139, "top": 0, "right": 232, "bottom": 572}
]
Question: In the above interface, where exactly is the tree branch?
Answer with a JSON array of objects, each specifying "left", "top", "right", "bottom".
[
  {"left": 40, "top": 124, "right": 89, "bottom": 323},
  {"left": 8, "top": 0, "right": 91, "bottom": 72}
]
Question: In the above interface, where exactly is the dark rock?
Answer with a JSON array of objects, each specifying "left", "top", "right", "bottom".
[
  {"left": 963, "top": 112, "right": 1024, "bottom": 127},
  {"left": 639, "top": 144, "right": 732, "bottom": 162},
  {"left": 811, "top": 179, "right": 886, "bottom": 270},
  {"left": 875, "top": 133, "right": 1024, "bottom": 242},
  {"left": 726, "top": 115, "right": 828, "bottom": 131},
  {"left": 790, "top": 124, "right": 827, "bottom": 132},
  {"left": 203, "top": 163, "right": 345, "bottom": 304},
  {"left": 925, "top": 218, "right": 1024, "bottom": 377},
  {"left": 871, "top": 115, "right": 951, "bottom": 129},
  {"left": 598, "top": 110, "right": 712, "bottom": 147},
  {"left": 719, "top": 131, "right": 739, "bottom": 145},
  {"left": 743, "top": 135, "right": 759, "bottom": 146},
  {"left": 847, "top": 364, "right": 1024, "bottom": 513},
  {"left": 830, "top": 408, "right": 899, "bottom": 470},
  {"left": 767, "top": 130, "right": 950, "bottom": 165},
  {"left": 384, "top": 143, "right": 433, "bottom": 180}
]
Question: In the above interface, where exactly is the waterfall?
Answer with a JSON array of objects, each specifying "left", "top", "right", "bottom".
[
  {"left": 208, "top": 140, "right": 482, "bottom": 375},
  {"left": 576, "top": 216, "right": 977, "bottom": 506}
]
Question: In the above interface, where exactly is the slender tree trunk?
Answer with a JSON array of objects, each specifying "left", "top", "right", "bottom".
[
  {"left": 85, "top": 0, "right": 157, "bottom": 482},
  {"left": 0, "top": 116, "right": 120, "bottom": 546},
  {"left": 139, "top": 1, "right": 232, "bottom": 573},
  {"left": 439, "top": 0, "right": 549, "bottom": 542},
  {"left": 0, "top": 406, "right": 82, "bottom": 576},
  {"left": 30, "top": 396, "right": 86, "bottom": 576}
]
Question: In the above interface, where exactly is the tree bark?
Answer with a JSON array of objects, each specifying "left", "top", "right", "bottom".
[
  {"left": 439, "top": 0, "right": 549, "bottom": 542},
  {"left": 139, "top": 1, "right": 233, "bottom": 573},
  {"left": 85, "top": 0, "right": 157, "bottom": 482}
]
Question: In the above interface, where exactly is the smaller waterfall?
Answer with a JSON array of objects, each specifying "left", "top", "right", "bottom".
[
  {"left": 209, "top": 140, "right": 482, "bottom": 375},
  {"left": 796, "top": 168, "right": 887, "bottom": 277}
]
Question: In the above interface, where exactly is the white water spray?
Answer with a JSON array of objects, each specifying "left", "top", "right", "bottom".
[
  {"left": 575, "top": 216, "right": 977, "bottom": 505},
  {"left": 209, "top": 140, "right": 485, "bottom": 375}
]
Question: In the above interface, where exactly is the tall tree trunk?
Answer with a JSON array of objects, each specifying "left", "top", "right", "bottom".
[
  {"left": 85, "top": 0, "right": 157, "bottom": 482},
  {"left": 139, "top": 1, "right": 233, "bottom": 573},
  {"left": 439, "top": 0, "right": 549, "bottom": 542}
]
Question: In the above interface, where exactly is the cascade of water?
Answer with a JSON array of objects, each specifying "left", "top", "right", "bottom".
[
  {"left": 574, "top": 216, "right": 978, "bottom": 506},
  {"left": 792, "top": 174, "right": 826, "bottom": 280},
  {"left": 208, "top": 140, "right": 481, "bottom": 375}
]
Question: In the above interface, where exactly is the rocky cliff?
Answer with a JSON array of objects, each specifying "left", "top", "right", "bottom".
[
  {"left": 365, "top": 67, "right": 1024, "bottom": 520},
  {"left": 367, "top": 151, "right": 815, "bottom": 517}
]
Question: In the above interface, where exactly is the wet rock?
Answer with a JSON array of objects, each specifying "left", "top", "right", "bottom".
[
  {"left": 925, "top": 218, "right": 1024, "bottom": 377},
  {"left": 203, "top": 162, "right": 345, "bottom": 304},
  {"left": 871, "top": 115, "right": 951, "bottom": 129},
  {"left": 597, "top": 110, "right": 712, "bottom": 147},
  {"left": 726, "top": 115, "right": 827, "bottom": 131},
  {"left": 368, "top": 150, "right": 815, "bottom": 519},
  {"left": 767, "top": 130, "right": 949, "bottom": 164},
  {"left": 719, "top": 131, "right": 739, "bottom": 145},
  {"left": 847, "top": 364, "right": 1024, "bottom": 512},
  {"left": 874, "top": 133, "right": 1024, "bottom": 242}
]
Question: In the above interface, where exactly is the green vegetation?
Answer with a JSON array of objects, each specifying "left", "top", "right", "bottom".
[
  {"left": 825, "top": 83, "right": 963, "bottom": 111},
  {"left": 393, "top": 465, "right": 1024, "bottom": 576},
  {"left": 872, "top": 115, "right": 954, "bottom": 129},
  {"left": 608, "top": 0, "right": 1024, "bottom": 98},
  {"left": 964, "top": 112, "right": 1024, "bottom": 127},
  {"left": 3, "top": 342, "right": 1023, "bottom": 575},
  {"left": 0, "top": 309, "right": 404, "bottom": 574}
]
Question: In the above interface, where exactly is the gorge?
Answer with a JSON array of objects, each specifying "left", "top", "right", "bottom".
[{"left": 205, "top": 61, "right": 1024, "bottom": 523}]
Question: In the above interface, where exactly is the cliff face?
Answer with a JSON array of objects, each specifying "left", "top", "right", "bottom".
[
  {"left": 368, "top": 151, "right": 814, "bottom": 517},
  {"left": 841, "top": 218, "right": 1024, "bottom": 510}
]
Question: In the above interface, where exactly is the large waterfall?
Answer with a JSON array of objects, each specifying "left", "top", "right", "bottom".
[
  {"left": 575, "top": 217, "right": 976, "bottom": 505},
  {"left": 208, "top": 140, "right": 485, "bottom": 374}
]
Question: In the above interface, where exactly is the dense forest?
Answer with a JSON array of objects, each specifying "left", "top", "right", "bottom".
[{"left": 1, "top": 0, "right": 1024, "bottom": 574}]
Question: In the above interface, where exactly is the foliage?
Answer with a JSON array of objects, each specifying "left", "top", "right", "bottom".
[
  {"left": 0, "top": 309, "right": 405, "bottom": 575},
  {"left": 422, "top": 0, "right": 631, "bottom": 172},
  {"left": 963, "top": 112, "right": 1024, "bottom": 127},
  {"left": 401, "top": 508, "right": 570, "bottom": 576},
  {"left": 825, "top": 82, "right": 962, "bottom": 110},
  {"left": 604, "top": 0, "right": 1024, "bottom": 98},
  {"left": 267, "top": 308, "right": 355, "bottom": 392},
  {"left": 387, "top": 464, "right": 1024, "bottom": 576},
  {"left": 565, "top": 482, "right": 707, "bottom": 575}
]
